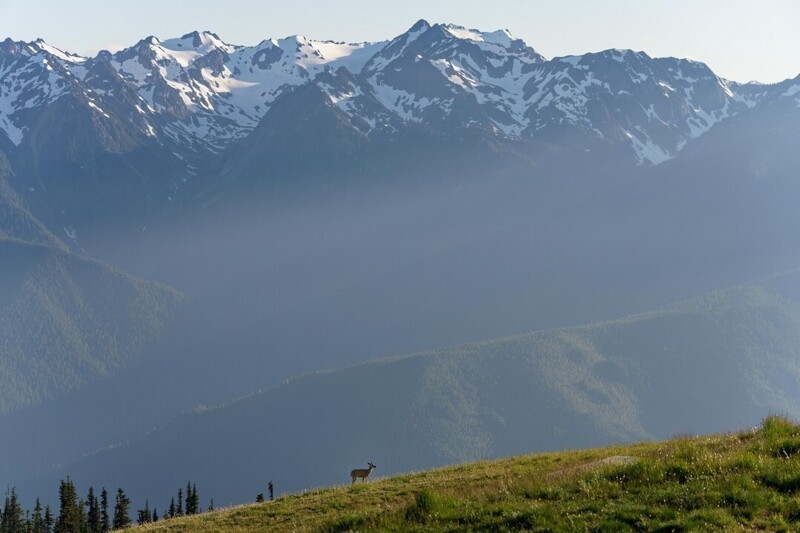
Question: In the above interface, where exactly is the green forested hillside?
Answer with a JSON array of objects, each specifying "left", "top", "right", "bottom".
[
  {"left": 34, "top": 270, "right": 800, "bottom": 508},
  {"left": 0, "top": 239, "right": 184, "bottom": 413},
  {"left": 0, "top": 157, "right": 67, "bottom": 250}
]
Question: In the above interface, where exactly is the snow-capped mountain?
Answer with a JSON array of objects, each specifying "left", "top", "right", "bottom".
[
  {"left": 1, "top": 19, "right": 799, "bottom": 247},
  {"left": 0, "top": 38, "right": 84, "bottom": 145},
  {"left": 105, "top": 31, "right": 387, "bottom": 151},
  {"left": 0, "top": 37, "right": 161, "bottom": 149},
  {"left": 360, "top": 20, "right": 546, "bottom": 135},
  {"left": 3, "top": 20, "right": 794, "bottom": 164},
  {"left": 520, "top": 51, "right": 762, "bottom": 164}
]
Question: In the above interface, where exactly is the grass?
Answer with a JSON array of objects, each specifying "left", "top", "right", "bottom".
[{"left": 130, "top": 416, "right": 800, "bottom": 532}]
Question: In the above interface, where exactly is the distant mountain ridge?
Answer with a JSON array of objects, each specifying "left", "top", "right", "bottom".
[
  {"left": 1, "top": 20, "right": 799, "bottom": 256},
  {"left": 0, "top": 238, "right": 184, "bottom": 414},
  {"left": 2, "top": 21, "right": 797, "bottom": 159},
  {"left": 20, "top": 268, "right": 800, "bottom": 508},
  {"left": 0, "top": 167, "right": 66, "bottom": 250},
  {"left": 2, "top": 20, "right": 798, "bottom": 253},
  {"left": 0, "top": 138, "right": 184, "bottom": 417}
]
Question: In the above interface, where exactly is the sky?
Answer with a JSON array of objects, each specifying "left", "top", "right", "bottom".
[{"left": 0, "top": 0, "right": 797, "bottom": 83}]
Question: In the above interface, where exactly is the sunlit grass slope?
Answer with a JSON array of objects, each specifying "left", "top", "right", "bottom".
[{"left": 133, "top": 416, "right": 800, "bottom": 532}]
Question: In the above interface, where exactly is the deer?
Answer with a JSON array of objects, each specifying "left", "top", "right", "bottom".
[{"left": 350, "top": 462, "right": 377, "bottom": 484}]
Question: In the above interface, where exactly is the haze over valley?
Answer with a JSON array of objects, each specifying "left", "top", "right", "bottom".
[{"left": 2, "top": 13, "right": 800, "bottom": 516}]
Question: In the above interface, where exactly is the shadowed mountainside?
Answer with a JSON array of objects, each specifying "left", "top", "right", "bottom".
[{"left": 0, "top": 239, "right": 184, "bottom": 414}]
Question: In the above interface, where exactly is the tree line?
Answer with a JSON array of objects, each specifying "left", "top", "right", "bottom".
[{"left": 1, "top": 479, "right": 209, "bottom": 532}]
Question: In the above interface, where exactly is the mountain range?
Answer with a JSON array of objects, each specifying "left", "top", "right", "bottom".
[
  {"left": 2, "top": 20, "right": 800, "bottom": 510},
  {"left": 2, "top": 21, "right": 799, "bottom": 249}
]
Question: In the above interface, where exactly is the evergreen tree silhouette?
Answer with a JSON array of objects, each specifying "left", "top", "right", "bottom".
[
  {"left": 137, "top": 500, "right": 151, "bottom": 525},
  {"left": 100, "top": 488, "right": 110, "bottom": 533},
  {"left": 2, "top": 487, "right": 26, "bottom": 533},
  {"left": 44, "top": 506, "right": 54, "bottom": 533},
  {"left": 55, "top": 478, "right": 86, "bottom": 533},
  {"left": 31, "top": 497, "right": 45, "bottom": 533},
  {"left": 86, "top": 486, "right": 100, "bottom": 533},
  {"left": 112, "top": 488, "right": 131, "bottom": 530}
]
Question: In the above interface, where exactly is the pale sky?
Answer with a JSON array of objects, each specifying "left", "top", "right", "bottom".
[{"left": 0, "top": 0, "right": 797, "bottom": 83}]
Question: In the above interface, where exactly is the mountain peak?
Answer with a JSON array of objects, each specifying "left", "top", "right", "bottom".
[
  {"left": 30, "top": 39, "right": 86, "bottom": 63},
  {"left": 599, "top": 48, "right": 651, "bottom": 63},
  {"left": 409, "top": 19, "right": 431, "bottom": 33},
  {"left": 160, "top": 30, "right": 235, "bottom": 56},
  {"left": 441, "top": 24, "right": 515, "bottom": 47},
  {"left": 178, "top": 30, "right": 229, "bottom": 49},
  {"left": 0, "top": 37, "right": 23, "bottom": 56},
  {"left": 279, "top": 34, "right": 310, "bottom": 46},
  {"left": 182, "top": 30, "right": 220, "bottom": 40}
]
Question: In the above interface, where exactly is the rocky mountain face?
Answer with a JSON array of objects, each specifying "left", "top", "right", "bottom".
[{"left": 2, "top": 21, "right": 798, "bottom": 248}]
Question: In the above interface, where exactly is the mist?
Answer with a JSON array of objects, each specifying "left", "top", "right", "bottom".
[{"left": 3, "top": 25, "right": 800, "bottom": 513}]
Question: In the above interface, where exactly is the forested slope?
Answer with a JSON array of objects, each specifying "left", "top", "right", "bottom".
[
  {"left": 31, "top": 270, "right": 800, "bottom": 507},
  {"left": 0, "top": 239, "right": 183, "bottom": 413}
]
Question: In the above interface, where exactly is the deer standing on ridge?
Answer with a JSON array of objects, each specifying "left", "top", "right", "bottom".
[{"left": 350, "top": 462, "right": 377, "bottom": 484}]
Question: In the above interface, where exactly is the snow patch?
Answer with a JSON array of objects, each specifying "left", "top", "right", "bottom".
[
  {"left": 559, "top": 56, "right": 582, "bottom": 66},
  {"left": 783, "top": 84, "right": 800, "bottom": 97},
  {"left": 625, "top": 129, "right": 672, "bottom": 165},
  {"left": 370, "top": 80, "right": 436, "bottom": 122},
  {"left": 87, "top": 100, "right": 110, "bottom": 118},
  {"left": 34, "top": 40, "right": 87, "bottom": 64},
  {"left": 443, "top": 24, "right": 514, "bottom": 47}
]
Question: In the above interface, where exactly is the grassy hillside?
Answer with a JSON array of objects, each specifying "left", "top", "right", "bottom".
[
  {"left": 28, "top": 269, "right": 800, "bottom": 509},
  {"left": 0, "top": 239, "right": 184, "bottom": 413},
  {"left": 133, "top": 416, "right": 800, "bottom": 532}
]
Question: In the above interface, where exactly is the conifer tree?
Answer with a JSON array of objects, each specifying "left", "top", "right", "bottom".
[
  {"left": 185, "top": 482, "right": 199, "bottom": 515},
  {"left": 136, "top": 500, "right": 151, "bottom": 526},
  {"left": 112, "top": 488, "right": 130, "bottom": 530},
  {"left": 43, "top": 506, "right": 54, "bottom": 533},
  {"left": 152, "top": 508, "right": 158, "bottom": 523},
  {"left": 185, "top": 482, "right": 192, "bottom": 515},
  {"left": 167, "top": 497, "right": 175, "bottom": 519},
  {"left": 100, "top": 488, "right": 109, "bottom": 533},
  {"left": 176, "top": 489, "right": 183, "bottom": 517},
  {"left": 31, "top": 497, "right": 45, "bottom": 533},
  {"left": 55, "top": 478, "right": 86, "bottom": 533},
  {"left": 86, "top": 486, "right": 100, "bottom": 533},
  {"left": 2, "top": 487, "right": 26, "bottom": 533},
  {"left": 208, "top": 499, "right": 214, "bottom": 512}
]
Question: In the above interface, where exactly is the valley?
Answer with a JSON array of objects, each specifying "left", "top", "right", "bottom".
[{"left": 1, "top": 16, "right": 800, "bottom": 519}]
